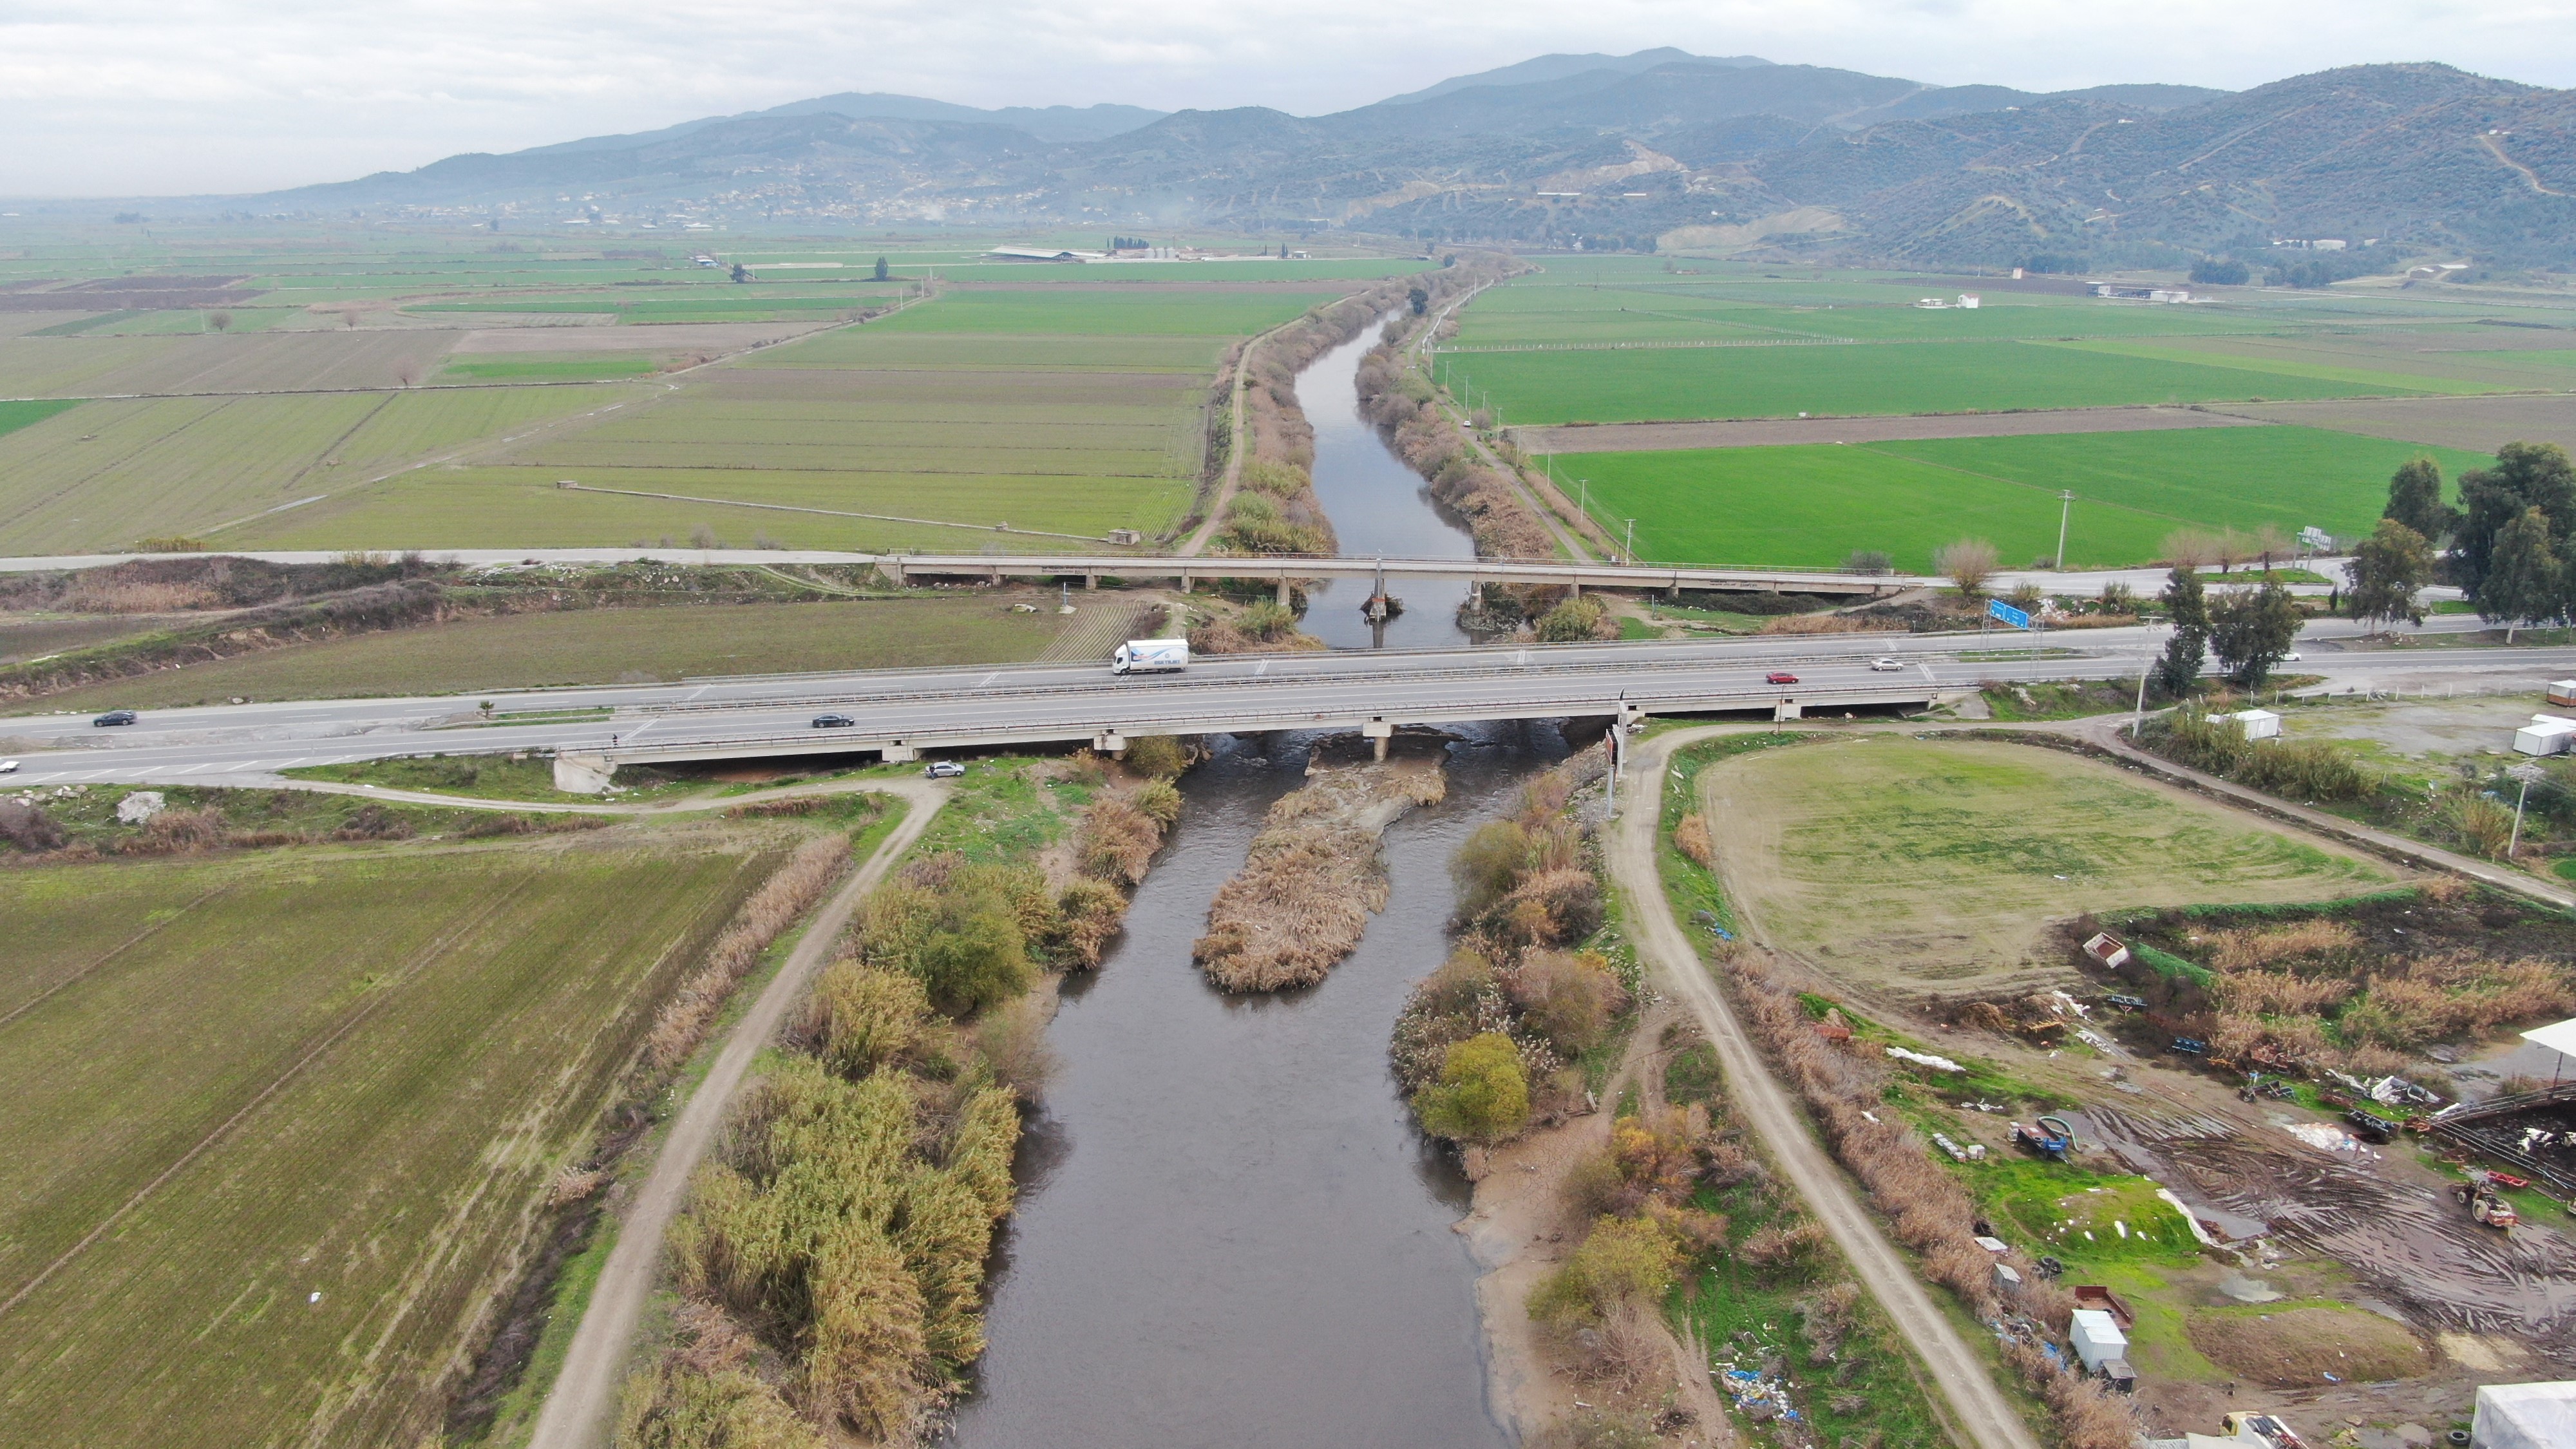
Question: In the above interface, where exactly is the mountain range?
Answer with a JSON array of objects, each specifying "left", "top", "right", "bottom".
[{"left": 255, "top": 51, "right": 2576, "bottom": 269}]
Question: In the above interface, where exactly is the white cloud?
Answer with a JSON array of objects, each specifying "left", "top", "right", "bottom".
[{"left": 1, "top": 0, "right": 2568, "bottom": 195}]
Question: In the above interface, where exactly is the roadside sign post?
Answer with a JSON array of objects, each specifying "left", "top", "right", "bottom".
[{"left": 2509, "top": 762, "right": 2546, "bottom": 858}]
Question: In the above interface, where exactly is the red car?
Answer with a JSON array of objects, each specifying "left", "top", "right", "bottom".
[{"left": 1766, "top": 671, "right": 1799, "bottom": 685}]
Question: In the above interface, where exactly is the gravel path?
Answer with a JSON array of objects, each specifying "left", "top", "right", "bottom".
[
  {"left": 1609, "top": 724, "right": 2044, "bottom": 1449},
  {"left": 524, "top": 779, "right": 945, "bottom": 1449}
]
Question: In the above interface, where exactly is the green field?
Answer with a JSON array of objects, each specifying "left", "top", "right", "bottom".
[
  {"left": 24, "top": 595, "right": 1096, "bottom": 709},
  {"left": 1702, "top": 737, "right": 2388, "bottom": 998},
  {"left": 858, "top": 288, "right": 1342, "bottom": 335},
  {"left": 440, "top": 354, "right": 661, "bottom": 381},
  {"left": 0, "top": 826, "right": 788, "bottom": 1445},
  {"left": 1561, "top": 425, "right": 2497, "bottom": 569}
]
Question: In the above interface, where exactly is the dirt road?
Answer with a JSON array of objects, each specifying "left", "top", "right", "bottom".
[
  {"left": 525, "top": 780, "right": 945, "bottom": 1449},
  {"left": 1610, "top": 725, "right": 2043, "bottom": 1449}
]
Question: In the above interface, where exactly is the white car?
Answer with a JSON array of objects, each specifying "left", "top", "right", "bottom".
[
  {"left": 0, "top": 759, "right": 17, "bottom": 774},
  {"left": 1870, "top": 657, "right": 1904, "bottom": 671},
  {"left": 2280, "top": 651, "right": 2302, "bottom": 663}
]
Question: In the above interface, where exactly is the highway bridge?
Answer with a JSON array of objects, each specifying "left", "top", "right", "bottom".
[{"left": 8, "top": 629, "right": 2567, "bottom": 795}]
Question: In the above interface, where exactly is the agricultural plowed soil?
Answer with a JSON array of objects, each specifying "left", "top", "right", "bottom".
[{"left": 1516, "top": 405, "right": 2264, "bottom": 454}]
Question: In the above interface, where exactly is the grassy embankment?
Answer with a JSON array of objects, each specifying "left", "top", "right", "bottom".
[
  {"left": 611, "top": 741, "right": 1191, "bottom": 1444},
  {"left": 0, "top": 787, "right": 867, "bottom": 1446}
]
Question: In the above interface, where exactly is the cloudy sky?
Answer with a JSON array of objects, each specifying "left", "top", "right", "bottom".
[{"left": 4, "top": 0, "right": 2570, "bottom": 197}]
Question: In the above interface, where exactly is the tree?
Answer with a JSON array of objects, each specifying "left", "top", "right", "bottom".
[
  {"left": 2189, "top": 257, "right": 2249, "bottom": 285},
  {"left": 2346, "top": 519, "right": 2431, "bottom": 629},
  {"left": 1842, "top": 549, "right": 1893, "bottom": 574},
  {"left": 730, "top": 262, "right": 751, "bottom": 283},
  {"left": 2480, "top": 506, "right": 2562, "bottom": 641},
  {"left": 2208, "top": 581, "right": 2304, "bottom": 688},
  {"left": 1414, "top": 1033, "right": 1528, "bottom": 1144},
  {"left": 2383, "top": 457, "right": 2455, "bottom": 545},
  {"left": 2154, "top": 567, "right": 2208, "bottom": 697},
  {"left": 873, "top": 255, "right": 889, "bottom": 281},
  {"left": 2457, "top": 442, "right": 2576, "bottom": 600},
  {"left": 1407, "top": 285, "right": 1430, "bottom": 316},
  {"left": 206, "top": 310, "right": 232, "bottom": 333},
  {"left": 1935, "top": 537, "right": 1999, "bottom": 598}
]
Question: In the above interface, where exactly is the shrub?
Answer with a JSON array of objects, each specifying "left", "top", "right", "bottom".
[
  {"left": 1528, "top": 1215, "right": 1680, "bottom": 1327},
  {"left": 1535, "top": 596, "right": 1610, "bottom": 642},
  {"left": 1672, "top": 812, "right": 1712, "bottom": 868},
  {"left": 612, "top": 1364, "right": 823, "bottom": 1449},
  {"left": 0, "top": 799, "right": 64, "bottom": 851},
  {"left": 1507, "top": 951, "right": 1625, "bottom": 1054},
  {"left": 1451, "top": 819, "right": 1531, "bottom": 918},
  {"left": 1121, "top": 734, "right": 1189, "bottom": 779},
  {"left": 809, "top": 963, "right": 931, "bottom": 1077},
  {"left": 1078, "top": 796, "right": 1162, "bottom": 884},
  {"left": 2235, "top": 740, "right": 2370, "bottom": 801},
  {"left": 1132, "top": 777, "right": 1182, "bottom": 827},
  {"left": 912, "top": 906, "right": 1032, "bottom": 1016},
  {"left": 1052, "top": 878, "right": 1126, "bottom": 967},
  {"left": 1238, "top": 459, "right": 1309, "bottom": 498},
  {"left": 1414, "top": 1032, "right": 1530, "bottom": 1144}
]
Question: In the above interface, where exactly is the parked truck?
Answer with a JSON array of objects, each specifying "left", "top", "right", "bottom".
[{"left": 1111, "top": 639, "right": 1189, "bottom": 675}]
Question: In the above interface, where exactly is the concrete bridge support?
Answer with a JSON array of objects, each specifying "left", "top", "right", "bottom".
[
  {"left": 1363, "top": 719, "right": 1394, "bottom": 761},
  {"left": 553, "top": 752, "right": 616, "bottom": 794},
  {"left": 1773, "top": 699, "right": 1803, "bottom": 722}
]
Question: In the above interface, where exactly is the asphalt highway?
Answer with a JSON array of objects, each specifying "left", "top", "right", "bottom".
[{"left": 7, "top": 621, "right": 2571, "bottom": 789}]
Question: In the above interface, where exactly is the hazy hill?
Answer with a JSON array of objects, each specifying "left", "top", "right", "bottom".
[{"left": 249, "top": 54, "right": 2576, "bottom": 268}]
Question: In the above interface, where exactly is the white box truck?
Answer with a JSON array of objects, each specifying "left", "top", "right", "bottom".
[{"left": 1112, "top": 639, "right": 1189, "bottom": 675}]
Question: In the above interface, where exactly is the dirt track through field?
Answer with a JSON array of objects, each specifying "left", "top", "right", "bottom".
[
  {"left": 524, "top": 781, "right": 943, "bottom": 1449},
  {"left": 1518, "top": 404, "right": 2268, "bottom": 455},
  {"left": 1611, "top": 724, "right": 2043, "bottom": 1449}
]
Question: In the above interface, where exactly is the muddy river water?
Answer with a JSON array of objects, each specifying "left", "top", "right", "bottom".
[{"left": 945, "top": 327, "right": 1531, "bottom": 1445}]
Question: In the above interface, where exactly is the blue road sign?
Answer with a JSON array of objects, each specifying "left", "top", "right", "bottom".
[{"left": 1987, "top": 598, "right": 2033, "bottom": 629}]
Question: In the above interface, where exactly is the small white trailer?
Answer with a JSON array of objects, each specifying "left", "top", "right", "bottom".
[
  {"left": 2069, "top": 1308, "right": 2129, "bottom": 1374},
  {"left": 2222, "top": 708, "right": 2282, "bottom": 741},
  {"left": 2514, "top": 715, "right": 2576, "bottom": 757}
]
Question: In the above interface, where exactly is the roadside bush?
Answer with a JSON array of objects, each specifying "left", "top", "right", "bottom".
[
  {"left": 0, "top": 799, "right": 64, "bottom": 851},
  {"left": 1414, "top": 1032, "right": 1530, "bottom": 1144},
  {"left": 1232, "top": 600, "right": 1303, "bottom": 641},
  {"left": 1238, "top": 459, "right": 1309, "bottom": 498},
  {"left": 853, "top": 857, "right": 1045, "bottom": 1015},
  {"left": 2235, "top": 739, "right": 2369, "bottom": 801},
  {"left": 1505, "top": 950, "right": 1624, "bottom": 1054},
  {"left": 1534, "top": 596, "right": 1611, "bottom": 642},
  {"left": 1672, "top": 812, "right": 1713, "bottom": 868}
]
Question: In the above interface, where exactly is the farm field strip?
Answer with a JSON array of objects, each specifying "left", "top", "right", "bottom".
[
  {"left": 0, "top": 835, "right": 781, "bottom": 1446},
  {"left": 25, "top": 595, "right": 1083, "bottom": 707},
  {"left": 1557, "top": 424, "right": 2494, "bottom": 570}
]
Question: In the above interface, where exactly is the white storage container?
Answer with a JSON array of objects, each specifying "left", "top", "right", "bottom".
[
  {"left": 2474, "top": 1381, "right": 2576, "bottom": 1449},
  {"left": 2224, "top": 708, "right": 2282, "bottom": 741},
  {"left": 2514, "top": 716, "right": 2576, "bottom": 757},
  {"left": 2069, "top": 1308, "right": 2128, "bottom": 1373}
]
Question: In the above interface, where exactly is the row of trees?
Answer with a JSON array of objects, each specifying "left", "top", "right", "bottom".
[
  {"left": 2154, "top": 569, "right": 2306, "bottom": 692},
  {"left": 2351, "top": 442, "right": 2576, "bottom": 636}
]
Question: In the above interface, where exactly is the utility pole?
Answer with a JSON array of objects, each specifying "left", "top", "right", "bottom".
[
  {"left": 2056, "top": 490, "right": 2075, "bottom": 571},
  {"left": 2509, "top": 762, "right": 2545, "bottom": 858},
  {"left": 2133, "top": 650, "right": 2152, "bottom": 737},
  {"left": 1624, "top": 518, "right": 1637, "bottom": 564}
]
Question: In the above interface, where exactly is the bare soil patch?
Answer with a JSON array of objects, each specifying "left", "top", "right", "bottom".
[
  {"left": 2207, "top": 394, "right": 2576, "bottom": 453},
  {"left": 1518, "top": 405, "right": 2264, "bottom": 455},
  {"left": 2183, "top": 1303, "right": 2429, "bottom": 1388},
  {"left": 450, "top": 323, "right": 822, "bottom": 355}
]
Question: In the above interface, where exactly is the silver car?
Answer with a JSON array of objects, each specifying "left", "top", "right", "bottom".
[{"left": 1870, "top": 656, "right": 1904, "bottom": 671}]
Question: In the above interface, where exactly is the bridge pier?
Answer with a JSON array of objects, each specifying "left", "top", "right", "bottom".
[
  {"left": 1363, "top": 719, "right": 1393, "bottom": 762},
  {"left": 1275, "top": 575, "right": 1292, "bottom": 607},
  {"left": 1094, "top": 731, "right": 1127, "bottom": 755},
  {"left": 553, "top": 751, "right": 616, "bottom": 794},
  {"left": 880, "top": 741, "right": 918, "bottom": 762},
  {"left": 1085, "top": 572, "right": 1099, "bottom": 589},
  {"left": 887, "top": 558, "right": 909, "bottom": 587},
  {"left": 1773, "top": 699, "right": 1803, "bottom": 722}
]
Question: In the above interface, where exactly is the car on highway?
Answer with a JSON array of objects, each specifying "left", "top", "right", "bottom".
[
  {"left": 1765, "top": 671, "right": 1799, "bottom": 686},
  {"left": 2281, "top": 651, "right": 2302, "bottom": 662},
  {"left": 923, "top": 761, "right": 966, "bottom": 779},
  {"left": 811, "top": 714, "right": 856, "bottom": 729},
  {"left": 93, "top": 709, "right": 138, "bottom": 727},
  {"left": 1870, "top": 657, "right": 1902, "bottom": 671},
  {"left": 0, "top": 760, "right": 17, "bottom": 775}
]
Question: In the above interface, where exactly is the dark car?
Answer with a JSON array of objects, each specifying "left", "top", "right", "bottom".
[
  {"left": 93, "top": 709, "right": 138, "bottom": 727},
  {"left": 811, "top": 714, "right": 856, "bottom": 729},
  {"left": 2345, "top": 1110, "right": 2398, "bottom": 1144},
  {"left": 1765, "top": 672, "right": 1799, "bottom": 686}
]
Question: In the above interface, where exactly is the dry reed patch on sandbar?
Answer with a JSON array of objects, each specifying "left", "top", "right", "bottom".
[{"left": 1193, "top": 747, "right": 1447, "bottom": 991}]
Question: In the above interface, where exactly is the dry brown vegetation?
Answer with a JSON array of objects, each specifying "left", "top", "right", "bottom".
[
  {"left": 645, "top": 834, "right": 856, "bottom": 1070},
  {"left": 1725, "top": 946, "right": 2137, "bottom": 1448},
  {"left": 2184, "top": 1305, "right": 2429, "bottom": 1387},
  {"left": 1195, "top": 753, "right": 1447, "bottom": 990},
  {"left": 1355, "top": 340, "right": 1558, "bottom": 560}
]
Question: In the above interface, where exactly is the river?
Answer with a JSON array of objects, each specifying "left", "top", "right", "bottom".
[{"left": 945, "top": 321, "right": 1533, "bottom": 1446}]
